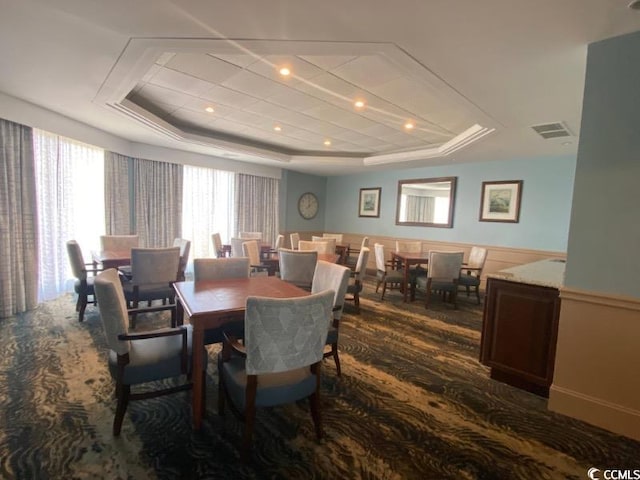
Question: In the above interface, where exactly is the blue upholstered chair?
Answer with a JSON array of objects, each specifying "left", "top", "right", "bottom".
[
  {"left": 373, "top": 243, "right": 405, "bottom": 300},
  {"left": 193, "top": 257, "right": 250, "bottom": 281},
  {"left": 66, "top": 240, "right": 102, "bottom": 322},
  {"left": 278, "top": 248, "right": 318, "bottom": 290},
  {"left": 217, "top": 290, "right": 335, "bottom": 458},
  {"left": 345, "top": 246, "right": 370, "bottom": 313},
  {"left": 94, "top": 268, "right": 192, "bottom": 435},
  {"left": 458, "top": 246, "right": 488, "bottom": 304},
  {"left": 311, "top": 260, "right": 351, "bottom": 375},
  {"left": 172, "top": 237, "right": 191, "bottom": 281}
]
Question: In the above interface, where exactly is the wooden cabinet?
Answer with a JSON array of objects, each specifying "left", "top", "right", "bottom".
[{"left": 480, "top": 277, "right": 561, "bottom": 397}]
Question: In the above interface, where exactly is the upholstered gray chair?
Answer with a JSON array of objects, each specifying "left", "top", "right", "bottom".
[
  {"left": 322, "top": 233, "right": 344, "bottom": 244},
  {"left": 346, "top": 236, "right": 369, "bottom": 270},
  {"left": 94, "top": 268, "right": 192, "bottom": 435},
  {"left": 211, "top": 232, "right": 225, "bottom": 258},
  {"left": 100, "top": 235, "right": 139, "bottom": 251},
  {"left": 278, "top": 248, "right": 318, "bottom": 290},
  {"left": 395, "top": 240, "right": 422, "bottom": 253},
  {"left": 238, "top": 231, "right": 262, "bottom": 240},
  {"left": 300, "top": 239, "right": 335, "bottom": 254},
  {"left": 123, "top": 247, "right": 181, "bottom": 328},
  {"left": 311, "top": 261, "right": 350, "bottom": 375},
  {"left": 230, "top": 237, "right": 245, "bottom": 258},
  {"left": 458, "top": 246, "right": 488, "bottom": 304},
  {"left": 66, "top": 240, "right": 102, "bottom": 321},
  {"left": 242, "top": 240, "right": 269, "bottom": 276},
  {"left": 217, "top": 290, "right": 334, "bottom": 457},
  {"left": 193, "top": 257, "right": 250, "bottom": 281},
  {"left": 289, "top": 232, "right": 300, "bottom": 250},
  {"left": 374, "top": 243, "right": 405, "bottom": 300},
  {"left": 345, "top": 246, "right": 370, "bottom": 313},
  {"left": 415, "top": 251, "right": 464, "bottom": 309},
  {"left": 173, "top": 238, "right": 191, "bottom": 281}
]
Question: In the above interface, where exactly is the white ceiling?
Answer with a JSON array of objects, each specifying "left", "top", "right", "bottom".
[{"left": 1, "top": 0, "right": 639, "bottom": 175}]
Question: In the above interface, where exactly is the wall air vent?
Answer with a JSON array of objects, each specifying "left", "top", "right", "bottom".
[{"left": 531, "top": 122, "right": 572, "bottom": 139}]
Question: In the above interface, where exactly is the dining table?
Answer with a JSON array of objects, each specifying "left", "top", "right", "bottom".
[
  {"left": 391, "top": 250, "right": 430, "bottom": 302},
  {"left": 173, "top": 276, "right": 310, "bottom": 430},
  {"left": 92, "top": 249, "right": 131, "bottom": 269}
]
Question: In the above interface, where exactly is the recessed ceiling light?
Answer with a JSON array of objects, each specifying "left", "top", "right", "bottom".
[
  {"left": 205, "top": 106, "right": 214, "bottom": 113},
  {"left": 279, "top": 67, "right": 291, "bottom": 76},
  {"left": 354, "top": 100, "right": 365, "bottom": 109},
  {"left": 404, "top": 121, "right": 415, "bottom": 130},
  {"left": 323, "top": 139, "right": 331, "bottom": 146},
  {"left": 274, "top": 125, "right": 282, "bottom": 132}
]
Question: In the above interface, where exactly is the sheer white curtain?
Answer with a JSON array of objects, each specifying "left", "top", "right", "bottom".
[
  {"left": 182, "top": 165, "right": 234, "bottom": 273},
  {"left": 33, "top": 130, "right": 104, "bottom": 301}
]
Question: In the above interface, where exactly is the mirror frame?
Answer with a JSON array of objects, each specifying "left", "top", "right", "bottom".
[{"left": 395, "top": 176, "right": 457, "bottom": 228}]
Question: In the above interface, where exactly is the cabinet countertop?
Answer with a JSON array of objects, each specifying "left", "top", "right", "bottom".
[{"left": 486, "top": 258, "right": 565, "bottom": 289}]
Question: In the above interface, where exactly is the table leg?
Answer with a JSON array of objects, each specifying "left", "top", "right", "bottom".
[
  {"left": 402, "top": 260, "right": 410, "bottom": 302},
  {"left": 192, "top": 327, "right": 205, "bottom": 430}
]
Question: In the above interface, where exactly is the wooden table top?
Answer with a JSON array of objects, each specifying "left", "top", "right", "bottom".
[{"left": 173, "top": 276, "right": 309, "bottom": 323}]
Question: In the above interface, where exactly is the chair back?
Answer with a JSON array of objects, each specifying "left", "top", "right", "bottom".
[
  {"left": 193, "top": 257, "right": 250, "bottom": 281},
  {"left": 244, "top": 290, "right": 334, "bottom": 375},
  {"left": 312, "top": 261, "right": 350, "bottom": 321},
  {"left": 322, "top": 233, "right": 344, "bottom": 244},
  {"left": 428, "top": 251, "right": 464, "bottom": 281},
  {"left": 290, "top": 232, "right": 300, "bottom": 249},
  {"left": 467, "top": 246, "right": 488, "bottom": 272},
  {"left": 360, "top": 237, "right": 370, "bottom": 249},
  {"left": 374, "top": 243, "right": 387, "bottom": 273},
  {"left": 300, "top": 239, "right": 335, "bottom": 254},
  {"left": 242, "top": 240, "right": 261, "bottom": 265},
  {"left": 131, "top": 247, "right": 181, "bottom": 285},
  {"left": 230, "top": 238, "right": 245, "bottom": 257},
  {"left": 274, "top": 234, "right": 284, "bottom": 250},
  {"left": 100, "top": 235, "right": 139, "bottom": 251},
  {"left": 278, "top": 248, "right": 318, "bottom": 288},
  {"left": 66, "top": 240, "right": 87, "bottom": 280},
  {"left": 94, "top": 269, "right": 130, "bottom": 356},
  {"left": 173, "top": 238, "right": 191, "bottom": 280},
  {"left": 239, "top": 231, "right": 262, "bottom": 240},
  {"left": 354, "top": 247, "right": 370, "bottom": 281},
  {"left": 211, "top": 233, "right": 223, "bottom": 257},
  {"left": 395, "top": 240, "right": 422, "bottom": 253}
]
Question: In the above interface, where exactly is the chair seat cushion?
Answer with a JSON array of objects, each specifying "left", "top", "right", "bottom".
[
  {"left": 220, "top": 354, "right": 316, "bottom": 409},
  {"left": 108, "top": 324, "right": 193, "bottom": 385},
  {"left": 74, "top": 276, "right": 95, "bottom": 294},
  {"left": 458, "top": 274, "right": 481, "bottom": 287}
]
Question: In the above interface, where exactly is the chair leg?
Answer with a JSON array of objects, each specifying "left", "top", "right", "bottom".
[
  {"left": 78, "top": 293, "right": 88, "bottom": 322},
  {"left": 475, "top": 285, "right": 481, "bottom": 304},
  {"left": 381, "top": 282, "right": 387, "bottom": 300},
  {"left": 466, "top": 285, "right": 471, "bottom": 297},
  {"left": 309, "top": 363, "right": 323, "bottom": 440},
  {"left": 330, "top": 343, "right": 341, "bottom": 376},
  {"left": 113, "top": 384, "right": 130, "bottom": 436},
  {"left": 424, "top": 279, "right": 432, "bottom": 309},
  {"left": 354, "top": 291, "right": 360, "bottom": 312},
  {"left": 242, "top": 377, "right": 258, "bottom": 460}
]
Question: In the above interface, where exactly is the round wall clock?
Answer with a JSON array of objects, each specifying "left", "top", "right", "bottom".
[{"left": 298, "top": 192, "right": 319, "bottom": 219}]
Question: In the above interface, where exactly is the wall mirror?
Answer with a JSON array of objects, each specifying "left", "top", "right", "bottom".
[{"left": 396, "top": 177, "right": 457, "bottom": 228}]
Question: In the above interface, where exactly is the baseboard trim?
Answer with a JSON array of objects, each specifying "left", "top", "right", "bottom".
[{"left": 549, "top": 385, "right": 640, "bottom": 441}]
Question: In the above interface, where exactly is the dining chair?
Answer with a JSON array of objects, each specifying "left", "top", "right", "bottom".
[
  {"left": 173, "top": 238, "right": 191, "bottom": 281},
  {"left": 415, "top": 251, "right": 464, "bottom": 309},
  {"left": 242, "top": 240, "right": 269, "bottom": 276},
  {"left": 373, "top": 243, "right": 405, "bottom": 300},
  {"left": 301, "top": 239, "right": 336, "bottom": 254},
  {"left": 458, "top": 246, "right": 488, "bottom": 304},
  {"left": 289, "top": 232, "right": 300, "bottom": 250},
  {"left": 217, "top": 290, "right": 334, "bottom": 458},
  {"left": 211, "top": 233, "right": 225, "bottom": 258},
  {"left": 122, "top": 246, "right": 181, "bottom": 328},
  {"left": 345, "top": 246, "right": 370, "bottom": 313},
  {"left": 94, "top": 268, "right": 192, "bottom": 435},
  {"left": 100, "top": 235, "right": 139, "bottom": 251},
  {"left": 238, "top": 231, "right": 262, "bottom": 240},
  {"left": 230, "top": 237, "right": 245, "bottom": 258},
  {"left": 273, "top": 234, "right": 284, "bottom": 251},
  {"left": 66, "top": 240, "right": 102, "bottom": 321},
  {"left": 395, "top": 240, "right": 425, "bottom": 270},
  {"left": 322, "top": 233, "right": 344, "bottom": 244},
  {"left": 346, "top": 236, "right": 369, "bottom": 270},
  {"left": 278, "top": 248, "right": 318, "bottom": 290},
  {"left": 193, "top": 257, "right": 250, "bottom": 281},
  {"left": 311, "top": 261, "right": 350, "bottom": 376}
]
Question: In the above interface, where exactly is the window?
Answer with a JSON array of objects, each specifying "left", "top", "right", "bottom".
[{"left": 33, "top": 130, "right": 104, "bottom": 301}]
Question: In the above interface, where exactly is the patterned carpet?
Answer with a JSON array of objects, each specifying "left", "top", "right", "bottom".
[{"left": 1, "top": 280, "right": 639, "bottom": 480}]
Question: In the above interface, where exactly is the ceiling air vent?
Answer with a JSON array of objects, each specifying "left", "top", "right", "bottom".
[{"left": 531, "top": 122, "right": 572, "bottom": 139}]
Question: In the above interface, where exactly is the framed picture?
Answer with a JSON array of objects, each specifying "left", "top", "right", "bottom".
[
  {"left": 358, "top": 187, "right": 381, "bottom": 218},
  {"left": 479, "top": 180, "right": 523, "bottom": 223}
]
